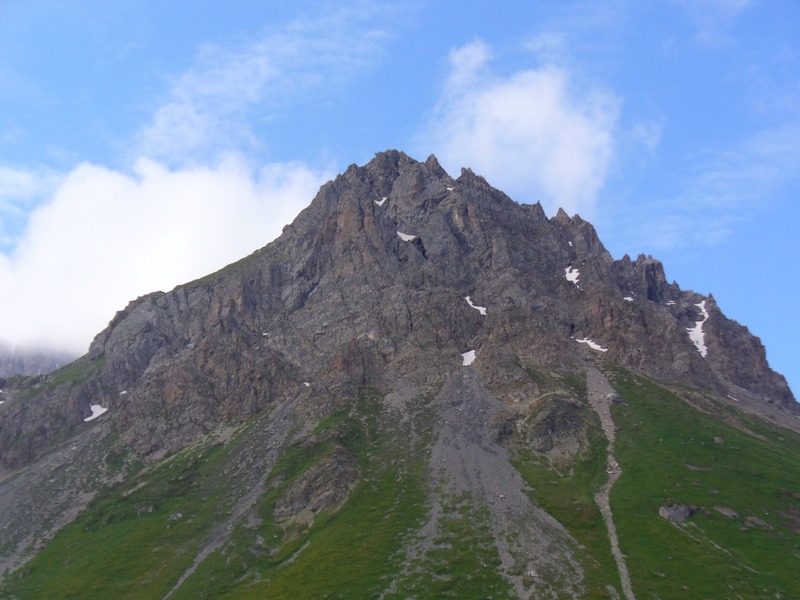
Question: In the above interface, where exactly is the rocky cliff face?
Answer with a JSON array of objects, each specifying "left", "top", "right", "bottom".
[
  {"left": 0, "top": 151, "right": 797, "bottom": 597},
  {"left": 1, "top": 150, "right": 792, "bottom": 470}
]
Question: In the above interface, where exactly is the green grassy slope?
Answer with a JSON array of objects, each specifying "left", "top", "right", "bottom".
[
  {"left": 610, "top": 369, "right": 800, "bottom": 599},
  {"left": 3, "top": 372, "right": 799, "bottom": 599},
  {"left": 172, "top": 391, "right": 432, "bottom": 599},
  {"left": 1, "top": 391, "right": 433, "bottom": 599},
  {"left": 510, "top": 368, "right": 622, "bottom": 599},
  {"left": 1, "top": 439, "right": 234, "bottom": 599}
]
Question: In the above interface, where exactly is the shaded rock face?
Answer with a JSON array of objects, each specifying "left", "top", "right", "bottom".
[
  {"left": 272, "top": 447, "right": 359, "bottom": 522},
  {"left": 525, "top": 398, "right": 587, "bottom": 461},
  {"left": 0, "top": 150, "right": 794, "bottom": 472}
]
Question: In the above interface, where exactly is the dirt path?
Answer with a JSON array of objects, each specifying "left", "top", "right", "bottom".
[
  {"left": 586, "top": 367, "right": 635, "bottom": 600},
  {"left": 162, "top": 395, "right": 296, "bottom": 599}
]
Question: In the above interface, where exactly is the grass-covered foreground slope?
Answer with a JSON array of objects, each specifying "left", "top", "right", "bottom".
[
  {"left": 610, "top": 369, "right": 800, "bottom": 598},
  {"left": 503, "top": 366, "right": 800, "bottom": 599},
  {"left": 1, "top": 391, "right": 433, "bottom": 599},
  {"left": 170, "top": 391, "right": 432, "bottom": 600},
  {"left": 2, "top": 370, "right": 799, "bottom": 599},
  {"left": 1, "top": 434, "right": 234, "bottom": 599},
  {"left": 513, "top": 407, "right": 621, "bottom": 598}
]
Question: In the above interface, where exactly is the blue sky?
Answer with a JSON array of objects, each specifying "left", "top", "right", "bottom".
[{"left": 1, "top": 0, "right": 798, "bottom": 396}]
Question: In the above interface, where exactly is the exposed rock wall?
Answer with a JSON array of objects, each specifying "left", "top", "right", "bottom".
[{"left": 0, "top": 150, "right": 794, "bottom": 472}]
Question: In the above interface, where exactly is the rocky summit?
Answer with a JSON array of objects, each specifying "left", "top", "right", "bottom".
[{"left": 1, "top": 150, "right": 798, "bottom": 599}]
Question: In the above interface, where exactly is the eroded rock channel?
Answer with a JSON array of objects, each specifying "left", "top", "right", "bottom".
[
  {"left": 387, "top": 368, "right": 585, "bottom": 599},
  {"left": 587, "top": 366, "right": 635, "bottom": 600}
]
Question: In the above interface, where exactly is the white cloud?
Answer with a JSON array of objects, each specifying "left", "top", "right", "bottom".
[
  {"left": 674, "top": 0, "right": 754, "bottom": 44},
  {"left": 525, "top": 32, "right": 568, "bottom": 64},
  {"left": 0, "top": 165, "right": 61, "bottom": 251},
  {"left": 0, "top": 3, "right": 405, "bottom": 356},
  {"left": 420, "top": 40, "right": 620, "bottom": 217},
  {"left": 0, "top": 157, "right": 329, "bottom": 353},
  {"left": 695, "top": 125, "right": 800, "bottom": 205},
  {"left": 445, "top": 40, "right": 492, "bottom": 89},
  {"left": 628, "top": 121, "right": 663, "bottom": 156},
  {"left": 137, "top": 7, "right": 391, "bottom": 164},
  {"left": 0, "top": 165, "right": 58, "bottom": 210},
  {"left": 613, "top": 124, "right": 800, "bottom": 252},
  {"left": 677, "top": 0, "right": 753, "bottom": 16}
]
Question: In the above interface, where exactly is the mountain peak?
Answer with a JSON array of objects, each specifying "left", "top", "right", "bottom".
[
  {"left": 3, "top": 150, "right": 794, "bottom": 468},
  {"left": 424, "top": 153, "right": 447, "bottom": 177},
  {"left": 0, "top": 151, "right": 797, "bottom": 598}
]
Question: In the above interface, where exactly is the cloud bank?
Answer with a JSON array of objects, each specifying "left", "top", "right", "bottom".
[
  {"left": 137, "top": 5, "right": 390, "bottom": 164},
  {"left": 420, "top": 40, "right": 620, "bottom": 217},
  {"left": 0, "top": 157, "right": 328, "bottom": 354},
  {"left": 0, "top": 4, "right": 395, "bottom": 356}
]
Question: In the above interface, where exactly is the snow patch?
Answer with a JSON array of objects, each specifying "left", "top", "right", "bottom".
[
  {"left": 464, "top": 296, "right": 487, "bottom": 316},
  {"left": 303, "top": 382, "right": 310, "bottom": 387},
  {"left": 575, "top": 338, "right": 608, "bottom": 352},
  {"left": 461, "top": 350, "right": 476, "bottom": 366},
  {"left": 84, "top": 404, "right": 108, "bottom": 422},
  {"left": 686, "top": 300, "right": 709, "bottom": 357},
  {"left": 446, "top": 186, "right": 454, "bottom": 191},
  {"left": 666, "top": 301, "right": 677, "bottom": 306},
  {"left": 623, "top": 296, "right": 634, "bottom": 302},
  {"left": 397, "top": 231, "right": 416, "bottom": 242},
  {"left": 374, "top": 197, "right": 387, "bottom": 207},
  {"left": 119, "top": 390, "right": 127, "bottom": 395},
  {"left": 565, "top": 265, "right": 580, "bottom": 286},
  {"left": 568, "top": 241, "right": 573, "bottom": 247}
]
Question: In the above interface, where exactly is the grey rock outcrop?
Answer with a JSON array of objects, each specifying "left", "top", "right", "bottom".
[
  {"left": 0, "top": 149, "right": 794, "bottom": 474},
  {"left": 659, "top": 503, "right": 697, "bottom": 523}
]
